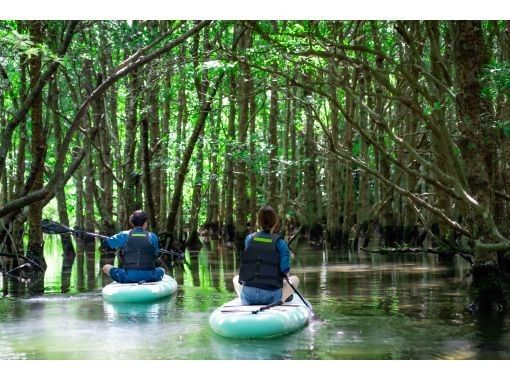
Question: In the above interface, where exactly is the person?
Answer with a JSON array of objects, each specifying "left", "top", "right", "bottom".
[
  {"left": 233, "top": 205, "right": 299, "bottom": 305},
  {"left": 102, "top": 210, "right": 165, "bottom": 283}
]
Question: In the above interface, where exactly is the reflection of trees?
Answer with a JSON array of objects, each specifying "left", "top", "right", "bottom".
[
  {"left": 308, "top": 247, "right": 472, "bottom": 324},
  {"left": 27, "top": 269, "right": 45, "bottom": 295},
  {"left": 1, "top": 268, "right": 6, "bottom": 295},
  {"left": 216, "top": 245, "right": 227, "bottom": 292},
  {"left": 85, "top": 245, "right": 96, "bottom": 291},
  {"left": 182, "top": 250, "right": 194, "bottom": 287},
  {"left": 73, "top": 237, "right": 101, "bottom": 292},
  {"left": 99, "top": 251, "right": 116, "bottom": 287},
  {"left": 60, "top": 248, "right": 75, "bottom": 293},
  {"left": 103, "top": 296, "right": 177, "bottom": 324},
  {"left": 474, "top": 310, "right": 509, "bottom": 359},
  {"left": 198, "top": 248, "right": 212, "bottom": 288},
  {"left": 75, "top": 240, "right": 85, "bottom": 292},
  {"left": 179, "top": 247, "right": 235, "bottom": 313}
]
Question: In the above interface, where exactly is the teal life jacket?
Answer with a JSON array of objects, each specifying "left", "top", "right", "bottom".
[
  {"left": 122, "top": 229, "right": 156, "bottom": 270},
  {"left": 238, "top": 232, "right": 282, "bottom": 289}
]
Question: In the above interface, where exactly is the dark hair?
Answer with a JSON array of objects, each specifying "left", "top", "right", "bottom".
[
  {"left": 257, "top": 205, "right": 278, "bottom": 232},
  {"left": 130, "top": 210, "right": 148, "bottom": 227}
]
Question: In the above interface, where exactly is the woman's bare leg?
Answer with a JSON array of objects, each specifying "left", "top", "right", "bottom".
[
  {"left": 233, "top": 275, "right": 243, "bottom": 297},
  {"left": 282, "top": 275, "right": 299, "bottom": 302}
]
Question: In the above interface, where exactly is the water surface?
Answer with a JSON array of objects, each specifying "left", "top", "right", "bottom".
[{"left": 1, "top": 237, "right": 509, "bottom": 359}]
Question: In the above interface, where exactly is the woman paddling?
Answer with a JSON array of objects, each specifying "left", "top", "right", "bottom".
[{"left": 233, "top": 205, "right": 299, "bottom": 305}]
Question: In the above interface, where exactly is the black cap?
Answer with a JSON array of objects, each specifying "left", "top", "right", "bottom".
[{"left": 130, "top": 210, "right": 148, "bottom": 227}]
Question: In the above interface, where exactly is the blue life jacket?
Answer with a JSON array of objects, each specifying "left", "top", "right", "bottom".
[
  {"left": 122, "top": 229, "right": 155, "bottom": 270},
  {"left": 238, "top": 232, "right": 282, "bottom": 289}
]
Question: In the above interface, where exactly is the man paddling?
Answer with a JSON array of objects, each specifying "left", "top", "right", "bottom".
[{"left": 102, "top": 210, "right": 165, "bottom": 283}]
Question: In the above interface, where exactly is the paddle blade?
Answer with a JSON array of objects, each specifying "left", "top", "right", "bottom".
[{"left": 41, "top": 219, "right": 73, "bottom": 234}]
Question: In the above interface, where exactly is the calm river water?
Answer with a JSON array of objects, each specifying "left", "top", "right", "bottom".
[{"left": 1, "top": 236, "right": 510, "bottom": 360}]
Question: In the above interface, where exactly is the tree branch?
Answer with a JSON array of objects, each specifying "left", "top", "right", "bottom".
[{"left": 0, "top": 21, "right": 79, "bottom": 182}]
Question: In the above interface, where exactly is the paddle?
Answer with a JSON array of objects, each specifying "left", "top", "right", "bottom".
[
  {"left": 251, "top": 300, "right": 283, "bottom": 314},
  {"left": 41, "top": 219, "right": 184, "bottom": 261},
  {"left": 282, "top": 231, "right": 321, "bottom": 321},
  {"left": 283, "top": 273, "right": 319, "bottom": 320},
  {"left": 157, "top": 248, "right": 185, "bottom": 261},
  {"left": 42, "top": 219, "right": 108, "bottom": 240}
]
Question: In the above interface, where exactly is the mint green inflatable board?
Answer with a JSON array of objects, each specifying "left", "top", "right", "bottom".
[
  {"left": 102, "top": 274, "right": 177, "bottom": 303},
  {"left": 209, "top": 294, "right": 311, "bottom": 339}
]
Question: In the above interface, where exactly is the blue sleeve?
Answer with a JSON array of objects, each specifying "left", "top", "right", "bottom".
[
  {"left": 244, "top": 233, "right": 254, "bottom": 251},
  {"left": 277, "top": 239, "right": 290, "bottom": 274},
  {"left": 105, "top": 231, "right": 129, "bottom": 249},
  {"left": 149, "top": 232, "right": 159, "bottom": 257}
]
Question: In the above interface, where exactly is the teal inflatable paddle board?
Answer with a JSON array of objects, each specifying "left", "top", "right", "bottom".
[
  {"left": 209, "top": 294, "right": 311, "bottom": 339},
  {"left": 102, "top": 274, "right": 178, "bottom": 303}
]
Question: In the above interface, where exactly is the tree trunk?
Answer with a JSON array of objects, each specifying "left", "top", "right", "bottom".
[
  {"left": 342, "top": 68, "right": 356, "bottom": 246},
  {"left": 147, "top": 65, "right": 161, "bottom": 230},
  {"left": 289, "top": 84, "right": 299, "bottom": 202},
  {"left": 94, "top": 72, "right": 116, "bottom": 236},
  {"left": 141, "top": 116, "right": 157, "bottom": 230},
  {"left": 50, "top": 78, "right": 76, "bottom": 256},
  {"left": 267, "top": 72, "right": 279, "bottom": 206},
  {"left": 123, "top": 70, "right": 140, "bottom": 227},
  {"left": 401, "top": 22, "right": 421, "bottom": 244},
  {"left": 279, "top": 83, "right": 292, "bottom": 238},
  {"left": 164, "top": 72, "right": 225, "bottom": 249},
  {"left": 425, "top": 21, "right": 453, "bottom": 247},
  {"left": 205, "top": 100, "right": 221, "bottom": 241},
  {"left": 173, "top": 47, "right": 188, "bottom": 244},
  {"left": 326, "top": 59, "right": 342, "bottom": 248},
  {"left": 222, "top": 71, "right": 237, "bottom": 243},
  {"left": 248, "top": 80, "right": 258, "bottom": 231},
  {"left": 452, "top": 21, "right": 504, "bottom": 312},
  {"left": 234, "top": 24, "right": 252, "bottom": 249},
  {"left": 99, "top": 26, "right": 122, "bottom": 231},
  {"left": 187, "top": 132, "right": 205, "bottom": 250},
  {"left": 373, "top": 27, "right": 395, "bottom": 245},
  {"left": 26, "top": 21, "right": 46, "bottom": 272},
  {"left": 187, "top": 27, "right": 210, "bottom": 249},
  {"left": 160, "top": 64, "right": 172, "bottom": 229},
  {"left": 354, "top": 89, "right": 370, "bottom": 249},
  {"left": 302, "top": 76, "right": 322, "bottom": 242}
]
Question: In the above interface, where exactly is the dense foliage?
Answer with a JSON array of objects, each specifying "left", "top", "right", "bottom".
[{"left": 0, "top": 20, "right": 509, "bottom": 310}]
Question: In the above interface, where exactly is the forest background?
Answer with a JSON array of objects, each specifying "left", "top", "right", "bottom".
[{"left": 1, "top": 2, "right": 510, "bottom": 314}]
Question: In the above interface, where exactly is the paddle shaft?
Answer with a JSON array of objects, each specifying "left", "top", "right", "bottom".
[
  {"left": 285, "top": 233, "right": 314, "bottom": 312},
  {"left": 44, "top": 220, "right": 109, "bottom": 240},
  {"left": 157, "top": 248, "right": 184, "bottom": 260},
  {"left": 81, "top": 230, "right": 109, "bottom": 240},
  {"left": 284, "top": 274, "right": 313, "bottom": 312},
  {"left": 252, "top": 300, "right": 283, "bottom": 314},
  {"left": 43, "top": 220, "right": 181, "bottom": 266}
]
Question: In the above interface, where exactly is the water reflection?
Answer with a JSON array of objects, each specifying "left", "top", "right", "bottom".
[
  {"left": 0, "top": 236, "right": 509, "bottom": 359},
  {"left": 61, "top": 249, "right": 75, "bottom": 293},
  {"left": 473, "top": 310, "right": 510, "bottom": 359},
  {"left": 103, "top": 295, "right": 177, "bottom": 324}
]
